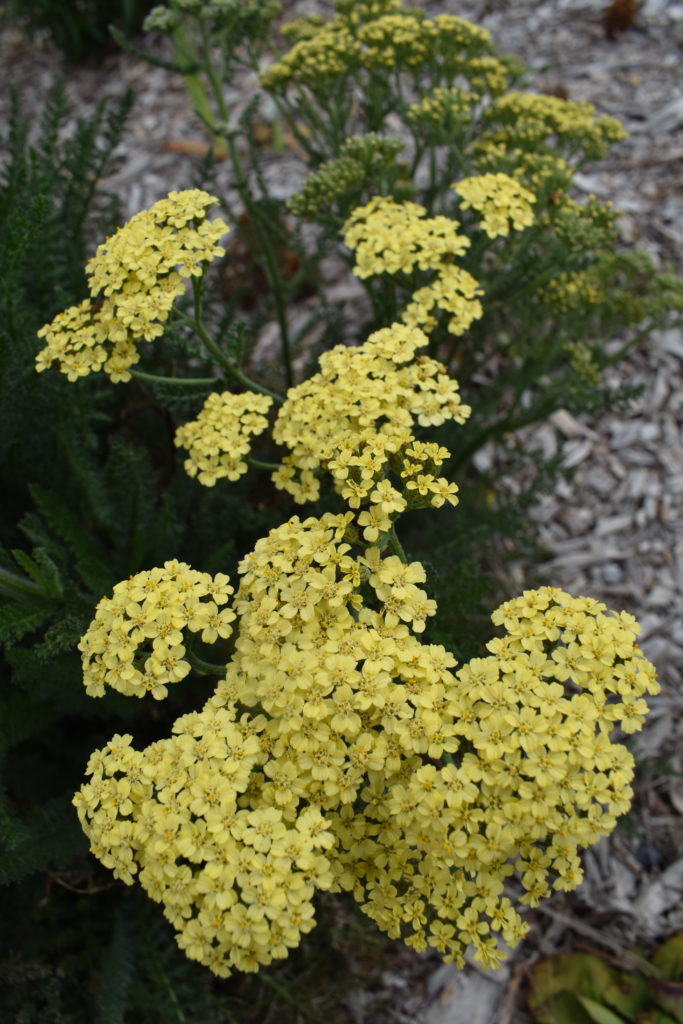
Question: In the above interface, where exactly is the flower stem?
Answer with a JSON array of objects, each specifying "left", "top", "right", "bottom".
[
  {"left": 184, "top": 284, "right": 284, "bottom": 404},
  {"left": 386, "top": 525, "right": 407, "bottom": 562},
  {"left": 248, "top": 456, "right": 281, "bottom": 472},
  {"left": 187, "top": 650, "right": 226, "bottom": 677},
  {"left": 130, "top": 369, "right": 217, "bottom": 387}
]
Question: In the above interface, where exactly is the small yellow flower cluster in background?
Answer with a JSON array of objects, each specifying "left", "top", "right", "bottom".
[
  {"left": 453, "top": 173, "right": 536, "bottom": 239},
  {"left": 406, "top": 86, "right": 477, "bottom": 133},
  {"left": 336, "top": 0, "right": 402, "bottom": 24},
  {"left": 260, "top": 21, "right": 362, "bottom": 88},
  {"left": 261, "top": 2, "right": 494, "bottom": 91},
  {"left": 426, "top": 13, "right": 491, "bottom": 68},
  {"left": 288, "top": 134, "right": 407, "bottom": 221},
  {"left": 539, "top": 270, "right": 604, "bottom": 313},
  {"left": 343, "top": 197, "right": 484, "bottom": 336},
  {"left": 466, "top": 55, "right": 512, "bottom": 97},
  {"left": 78, "top": 560, "right": 234, "bottom": 699},
  {"left": 483, "top": 92, "right": 628, "bottom": 161},
  {"left": 36, "top": 190, "right": 228, "bottom": 383},
  {"left": 564, "top": 340, "right": 601, "bottom": 388},
  {"left": 75, "top": 515, "right": 659, "bottom": 974},
  {"left": 356, "top": 12, "right": 429, "bottom": 69},
  {"left": 271, "top": 323, "right": 470, "bottom": 518},
  {"left": 174, "top": 391, "right": 273, "bottom": 486},
  {"left": 472, "top": 143, "right": 572, "bottom": 196}
]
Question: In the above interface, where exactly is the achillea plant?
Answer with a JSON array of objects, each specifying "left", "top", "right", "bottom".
[
  {"left": 36, "top": 192, "right": 660, "bottom": 977},
  {"left": 19, "top": 0, "right": 683, "bottom": 999}
]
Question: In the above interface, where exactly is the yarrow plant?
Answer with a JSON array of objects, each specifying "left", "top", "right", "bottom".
[
  {"left": 35, "top": 190, "right": 661, "bottom": 979},
  {"left": 27, "top": 0, "right": 683, "bottom": 995}
]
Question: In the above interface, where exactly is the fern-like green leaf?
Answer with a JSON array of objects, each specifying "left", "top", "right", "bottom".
[
  {"left": 0, "top": 600, "right": 53, "bottom": 644},
  {"left": 28, "top": 485, "right": 112, "bottom": 595},
  {"left": 0, "top": 794, "right": 86, "bottom": 885},
  {"left": 10, "top": 547, "right": 63, "bottom": 600},
  {"left": 95, "top": 907, "right": 135, "bottom": 1024}
]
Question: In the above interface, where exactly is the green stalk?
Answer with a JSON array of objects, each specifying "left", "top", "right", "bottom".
[
  {"left": 248, "top": 456, "right": 281, "bottom": 472},
  {"left": 187, "top": 650, "right": 226, "bottom": 676},
  {"left": 600, "top": 320, "right": 660, "bottom": 368},
  {"left": 223, "top": 153, "right": 294, "bottom": 390},
  {"left": 109, "top": 25, "right": 200, "bottom": 74},
  {"left": 198, "top": 20, "right": 230, "bottom": 123},
  {"left": 130, "top": 369, "right": 217, "bottom": 387},
  {"left": 194, "top": 317, "right": 284, "bottom": 403},
  {"left": 195, "top": 23, "right": 295, "bottom": 388},
  {"left": 386, "top": 525, "right": 407, "bottom": 562}
]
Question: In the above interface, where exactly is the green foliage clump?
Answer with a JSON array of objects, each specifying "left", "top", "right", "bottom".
[{"left": 5, "top": 0, "right": 159, "bottom": 62}]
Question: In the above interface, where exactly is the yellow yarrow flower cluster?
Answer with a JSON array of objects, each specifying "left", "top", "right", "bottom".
[
  {"left": 271, "top": 323, "right": 469, "bottom": 518},
  {"left": 174, "top": 392, "right": 273, "bottom": 486},
  {"left": 74, "top": 510, "right": 450, "bottom": 975},
  {"left": 261, "top": 3, "right": 493, "bottom": 91},
  {"left": 453, "top": 173, "right": 536, "bottom": 239},
  {"left": 73, "top": 722, "right": 334, "bottom": 977},
  {"left": 327, "top": 585, "right": 658, "bottom": 969},
  {"left": 407, "top": 87, "right": 477, "bottom": 132},
  {"left": 36, "top": 190, "right": 228, "bottom": 383},
  {"left": 260, "top": 21, "right": 362, "bottom": 88},
  {"left": 483, "top": 92, "right": 627, "bottom": 161},
  {"left": 75, "top": 518, "right": 659, "bottom": 975},
  {"left": 343, "top": 196, "right": 470, "bottom": 278},
  {"left": 539, "top": 270, "right": 604, "bottom": 313},
  {"left": 402, "top": 264, "right": 485, "bottom": 336},
  {"left": 78, "top": 560, "right": 235, "bottom": 699},
  {"left": 343, "top": 196, "right": 484, "bottom": 336}
]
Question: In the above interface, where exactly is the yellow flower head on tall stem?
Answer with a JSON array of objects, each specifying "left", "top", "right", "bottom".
[{"left": 36, "top": 190, "right": 228, "bottom": 382}]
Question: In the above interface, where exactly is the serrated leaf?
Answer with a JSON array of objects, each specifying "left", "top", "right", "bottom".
[
  {"left": 10, "top": 547, "right": 63, "bottom": 600},
  {"left": 0, "top": 794, "right": 86, "bottom": 885},
  {"left": 28, "top": 484, "right": 112, "bottom": 594},
  {"left": 0, "top": 600, "right": 53, "bottom": 644}
]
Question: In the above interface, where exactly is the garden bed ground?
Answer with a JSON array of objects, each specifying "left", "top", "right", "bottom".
[{"left": 2, "top": 1, "right": 683, "bottom": 1020}]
